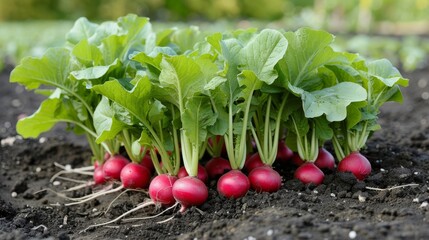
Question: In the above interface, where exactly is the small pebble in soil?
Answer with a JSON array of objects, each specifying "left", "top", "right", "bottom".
[
  {"left": 11, "top": 99, "right": 21, "bottom": 107},
  {"left": 418, "top": 78, "right": 428, "bottom": 88},
  {"left": 11, "top": 192, "right": 17, "bottom": 198},
  {"left": 1, "top": 135, "right": 17, "bottom": 146},
  {"left": 53, "top": 181, "right": 61, "bottom": 186},
  {"left": 35, "top": 167, "right": 42, "bottom": 173},
  {"left": 349, "top": 230, "right": 357, "bottom": 239},
  {"left": 359, "top": 195, "right": 366, "bottom": 202},
  {"left": 39, "top": 137, "right": 47, "bottom": 144},
  {"left": 266, "top": 229, "right": 273, "bottom": 236},
  {"left": 420, "top": 202, "right": 428, "bottom": 208}
]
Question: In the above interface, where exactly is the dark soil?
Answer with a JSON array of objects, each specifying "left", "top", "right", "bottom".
[{"left": 1, "top": 64, "right": 429, "bottom": 240}]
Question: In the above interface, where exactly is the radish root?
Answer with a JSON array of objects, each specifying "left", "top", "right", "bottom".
[{"left": 79, "top": 200, "right": 155, "bottom": 233}]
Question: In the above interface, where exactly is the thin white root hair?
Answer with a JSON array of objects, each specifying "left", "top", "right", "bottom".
[
  {"left": 50, "top": 169, "right": 93, "bottom": 183},
  {"left": 54, "top": 162, "right": 95, "bottom": 171},
  {"left": 56, "top": 176, "right": 89, "bottom": 184},
  {"left": 79, "top": 200, "right": 155, "bottom": 233},
  {"left": 36, "top": 188, "right": 99, "bottom": 202},
  {"left": 125, "top": 202, "right": 179, "bottom": 223},
  {"left": 103, "top": 189, "right": 132, "bottom": 215},
  {"left": 65, "top": 185, "right": 123, "bottom": 206},
  {"left": 61, "top": 181, "right": 96, "bottom": 192},
  {"left": 102, "top": 188, "right": 148, "bottom": 214},
  {"left": 156, "top": 215, "right": 175, "bottom": 224},
  {"left": 38, "top": 183, "right": 115, "bottom": 202},
  {"left": 31, "top": 224, "right": 48, "bottom": 232},
  {"left": 61, "top": 182, "right": 115, "bottom": 201},
  {"left": 366, "top": 183, "right": 419, "bottom": 191}
]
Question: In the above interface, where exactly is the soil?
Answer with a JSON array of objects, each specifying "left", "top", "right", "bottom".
[{"left": 1, "top": 63, "right": 429, "bottom": 240}]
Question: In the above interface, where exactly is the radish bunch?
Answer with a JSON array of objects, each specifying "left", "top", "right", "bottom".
[{"left": 11, "top": 15, "right": 408, "bottom": 229}]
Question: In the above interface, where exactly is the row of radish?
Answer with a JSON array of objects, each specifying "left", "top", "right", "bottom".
[
  {"left": 90, "top": 139, "right": 371, "bottom": 211},
  {"left": 12, "top": 15, "right": 406, "bottom": 221}
]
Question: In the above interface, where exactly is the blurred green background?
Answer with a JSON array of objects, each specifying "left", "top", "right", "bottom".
[{"left": 1, "top": 0, "right": 429, "bottom": 71}]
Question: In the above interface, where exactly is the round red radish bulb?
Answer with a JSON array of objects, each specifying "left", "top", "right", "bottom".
[
  {"left": 140, "top": 154, "right": 154, "bottom": 173},
  {"left": 294, "top": 163, "right": 324, "bottom": 185},
  {"left": 217, "top": 170, "right": 250, "bottom": 199},
  {"left": 291, "top": 153, "right": 305, "bottom": 166},
  {"left": 314, "top": 148, "right": 335, "bottom": 170},
  {"left": 103, "top": 155, "right": 129, "bottom": 180},
  {"left": 205, "top": 157, "right": 232, "bottom": 179},
  {"left": 93, "top": 166, "right": 106, "bottom": 185},
  {"left": 172, "top": 177, "right": 208, "bottom": 212},
  {"left": 248, "top": 166, "right": 282, "bottom": 193},
  {"left": 177, "top": 164, "right": 208, "bottom": 183},
  {"left": 245, "top": 153, "right": 265, "bottom": 172},
  {"left": 276, "top": 141, "right": 294, "bottom": 163},
  {"left": 337, "top": 152, "right": 371, "bottom": 181},
  {"left": 149, "top": 174, "right": 178, "bottom": 206},
  {"left": 120, "top": 163, "right": 151, "bottom": 189}
]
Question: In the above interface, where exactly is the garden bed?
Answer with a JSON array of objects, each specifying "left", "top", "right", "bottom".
[{"left": 1, "top": 63, "right": 429, "bottom": 240}]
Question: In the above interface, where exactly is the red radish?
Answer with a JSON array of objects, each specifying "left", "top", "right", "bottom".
[
  {"left": 93, "top": 166, "right": 106, "bottom": 185},
  {"left": 94, "top": 160, "right": 101, "bottom": 169},
  {"left": 291, "top": 153, "right": 305, "bottom": 166},
  {"left": 177, "top": 164, "right": 208, "bottom": 183},
  {"left": 205, "top": 157, "right": 232, "bottom": 179},
  {"left": 276, "top": 140, "right": 294, "bottom": 163},
  {"left": 172, "top": 177, "right": 208, "bottom": 212},
  {"left": 245, "top": 153, "right": 265, "bottom": 172},
  {"left": 104, "top": 152, "right": 111, "bottom": 161},
  {"left": 140, "top": 154, "right": 154, "bottom": 173},
  {"left": 120, "top": 163, "right": 151, "bottom": 189},
  {"left": 314, "top": 148, "right": 335, "bottom": 170},
  {"left": 248, "top": 166, "right": 282, "bottom": 193},
  {"left": 208, "top": 135, "right": 227, "bottom": 156},
  {"left": 103, "top": 155, "right": 129, "bottom": 180},
  {"left": 294, "top": 163, "right": 324, "bottom": 185},
  {"left": 217, "top": 170, "right": 250, "bottom": 199},
  {"left": 337, "top": 152, "right": 371, "bottom": 180},
  {"left": 149, "top": 174, "right": 178, "bottom": 206}
]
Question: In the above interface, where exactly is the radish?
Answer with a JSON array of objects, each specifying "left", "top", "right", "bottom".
[
  {"left": 104, "top": 152, "right": 111, "bottom": 161},
  {"left": 172, "top": 176, "right": 208, "bottom": 212},
  {"left": 93, "top": 166, "right": 106, "bottom": 185},
  {"left": 291, "top": 153, "right": 305, "bottom": 166},
  {"left": 294, "top": 163, "right": 324, "bottom": 185},
  {"left": 177, "top": 164, "right": 208, "bottom": 183},
  {"left": 276, "top": 140, "right": 294, "bottom": 164},
  {"left": 149, "top": 174, "right": 178, "bottom": 206},
  {"left": 103, "top": 155, "right": 129, "bottom": 180},
  {"left": 217, "top": 170, "right": 250, "bottom": 199},
  {"left": 314, "top": 148, "right": 335, "bottom": 170},
  {"left": 120, "top": 163, "right": 151, "bottom": 189},
  {"left": 66, "top": 162, "right": 150, "bottom": 207},
  {"left": 337, "top": 152, "right": 371, "bottom": 180},
  {"left": 248, "top": 166, "right": 282, "bottom": 193},
  {"left": 208, "top": 135, "right": 227, "bottom": 157},
  {"left": 140, "top": 154, "right": 154, "bottom": 173},
  {"left": 245, "top": 153, "right": 265, "bottom": 173},
  {"left": 205, "top": 157, "right": 231, "bottom": 180}
]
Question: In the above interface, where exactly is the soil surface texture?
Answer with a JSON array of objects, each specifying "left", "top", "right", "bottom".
[{"left": 1, "top": 64, "right": 429, "bottom": 240}]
